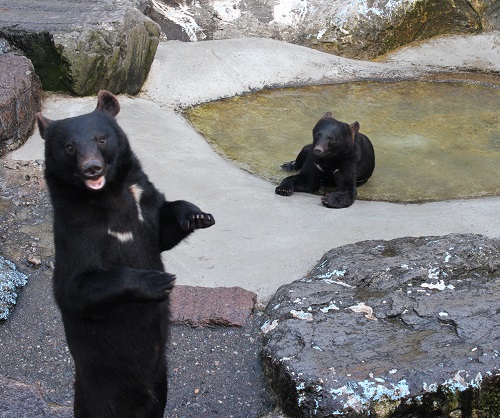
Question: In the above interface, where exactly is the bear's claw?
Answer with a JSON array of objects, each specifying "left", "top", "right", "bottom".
[
  {"left": 275, "top": 186, "right": 294, "bottom": 196},
  {"left": 185, "top": 212, "right": 215, "bottom": 231}
]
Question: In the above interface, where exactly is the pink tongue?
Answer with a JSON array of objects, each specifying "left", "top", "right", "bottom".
[{"left": 85, "top": 176, "right": 106, "bottom": 190}]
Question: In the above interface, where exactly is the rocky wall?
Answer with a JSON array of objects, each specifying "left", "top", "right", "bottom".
[{"left": 150, "top": 0, "right": 499, "bottom": 59}]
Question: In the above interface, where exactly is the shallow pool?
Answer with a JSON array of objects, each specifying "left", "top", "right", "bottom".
[{"left": 186, "top": 80, "right": 500, "bottom": 203}]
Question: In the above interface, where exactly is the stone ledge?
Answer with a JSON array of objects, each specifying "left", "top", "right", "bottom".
[{"left": 170, "top": 285, "right": 257, "bottom": 327}]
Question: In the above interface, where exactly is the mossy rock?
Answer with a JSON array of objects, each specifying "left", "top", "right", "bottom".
[
  {"left": 55, "top": 9, "right": 160, "bottom": 96},
  {"left": 0, "top": 3, "right": 159, "bottom": 95},
  {"left": 314, "top": 0, "right": 482, "bottom": 59}
]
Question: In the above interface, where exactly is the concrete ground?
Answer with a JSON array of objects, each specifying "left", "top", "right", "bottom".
[{"left": 8, "top": 34, "right": 500, "bottom": 304}]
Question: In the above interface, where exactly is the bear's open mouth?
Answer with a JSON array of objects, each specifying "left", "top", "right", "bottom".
[{"left": 85, "top": 176, "right": 106, "bottom": 190}]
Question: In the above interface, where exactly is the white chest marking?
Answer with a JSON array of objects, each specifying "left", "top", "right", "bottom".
[
  {"left": 129, "top": 184, "right": 144, "bottom": 222},
  {"left": 314, "top": 163, "right": 324, "bottom": 172},
  {"left": 108, "top": 229, "right": 134, "bottom": 243},
  {"left": 315, "top": 164, "right": 339, "bottom": 175}
]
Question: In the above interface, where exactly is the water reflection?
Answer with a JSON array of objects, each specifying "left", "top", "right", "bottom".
[{"left": 186, "top": 80, "right": 500, "bottom": 203}]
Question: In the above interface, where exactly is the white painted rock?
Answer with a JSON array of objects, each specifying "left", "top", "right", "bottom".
[{"left": 149, "top": 0, "right": 497, "bottom": 59}]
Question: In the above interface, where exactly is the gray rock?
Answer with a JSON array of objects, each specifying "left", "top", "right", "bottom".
[
  {"left": 0, "top": 0, "right": 160, "bottom": 95},
  {"left": 149, "top": 0, "right": 495, "bottom": 59},
  {"left": 262, "top": 234, "right": 500, "bottom": 417},
  {"left": 0, "top": 51, "right": 42, "bottom": 156},
  {"left": 0, "top": 256, "right": 28, "bottom": 320},
  {"left": 308, "top": 0, "right": 483, "bottom": 59},
  {"left": 475, "top": 0, "right": 500, "bottom": 31}
]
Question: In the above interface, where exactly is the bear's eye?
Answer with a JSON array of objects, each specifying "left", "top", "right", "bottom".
[
  {"left": 65, "top": 143, "right": 75, "bottom": 155},
  {"left": 96, "top": 136, "right": 107, "bottom": 146}
]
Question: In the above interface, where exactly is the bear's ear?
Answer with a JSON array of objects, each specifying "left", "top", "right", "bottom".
[
  {"left": 96, "top": 90, "right": 120, "bottom": 117},
  {"left": 36, "top": 113, "right": 53, "bottom": 140},
  {"left": 348, "top": 121, "right": 360, "bottom": 142},
  {"left": 323, "top": 112, "right": 333, "bottom": 119}
]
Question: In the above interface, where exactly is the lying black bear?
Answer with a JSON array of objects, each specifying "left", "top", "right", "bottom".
[
  {"left": 275, "top": 112, "right": 375, "bottom": 208},
  {"left": 38, "top": 90, "right": 215, "bottom": 418}
]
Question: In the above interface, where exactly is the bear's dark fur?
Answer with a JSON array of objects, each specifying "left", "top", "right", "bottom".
[
  {"left": 37, "top": 90, "right": 215, "bottom": 418},
  {"left": 275, "top": 112, "right": 375, "bottom": 208}
]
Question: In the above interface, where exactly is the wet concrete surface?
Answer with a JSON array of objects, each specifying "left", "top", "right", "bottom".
[{"left": 167, "top": 318, "right": 275, "bottom": 418}]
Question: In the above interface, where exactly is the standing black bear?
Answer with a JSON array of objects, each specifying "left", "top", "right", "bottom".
[
  {"left": 275, "top": 112, "right": 375, "bottom": 208},
  {"left": 37, "top": 90, "right": 215, "bottom": 418}
]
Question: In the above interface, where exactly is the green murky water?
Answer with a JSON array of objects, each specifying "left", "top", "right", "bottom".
[{"left": 186, "top": 80, "right": 500, "bottom": 203}]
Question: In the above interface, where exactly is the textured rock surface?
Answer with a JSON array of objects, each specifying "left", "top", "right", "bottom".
[
  {"left": 0, "top": 0, "right": 160, "bottom": 95},
  {"left": 171, "top": 285, "right": 257, "bottom": 327},
  {"left": 379, "top": 32, "right": 500, "bottom": 73},
  {"left": 0, "top": 47, "right": 42, "bottom": 156},
  {"left": 262, "top": 234, "right": 500, "bottom": 417},
  {"left": 0, "top": 160, "right": 51, "bottom": 320},
  {"left": 149, "top": 0, "right": 494, "bottom": 59},
  {"left": 0, "top": 376, "right": 72, "bottom": 418},
  {"left": 309, "top": 0, "right": 483, "bottom": 59},
  {"left": 474, "top": 0, "right": 500, "bottom": 30},
  {"left": 0, "top": 256, "right": 28, "bottom": 320}
]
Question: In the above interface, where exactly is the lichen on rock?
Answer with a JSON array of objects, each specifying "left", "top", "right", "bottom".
[
  {"left": 262, "top": 234, "right": 500, "bottom": 417},
  {"left": 0, "top": 256, "right": 28, "bottom": 320}
]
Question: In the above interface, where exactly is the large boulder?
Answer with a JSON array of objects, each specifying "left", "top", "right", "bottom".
[
  {"left": 262, "top": 234, "right": 500, "bottom": 417},
  {"left": 0, "top": 43, "right": 42, "bottom": 156},
  {"left": 149, "top": 0, "right": 496, "bottom": 59},
  {"left": 308, "top": 0, "right": 483, "bottom": 59},
  {"left": 0, "top": 1, "right": 160, "bottom": 95}
]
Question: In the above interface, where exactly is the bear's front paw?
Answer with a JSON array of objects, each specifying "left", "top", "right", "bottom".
[
  {"left": 321, "top": 191, "right": 355, "bottom": 209},
  {"left": 136, "top": 271, "right": 176, "bottom": 301},
  {"left": 182, "top": 212, "right": 215, "bottom": 232},
  {"left": 275, "top": 186, "right": 294, "bottom": 196}
]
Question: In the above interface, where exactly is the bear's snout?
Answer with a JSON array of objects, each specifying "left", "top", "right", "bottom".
[
  {"left": 314, "top": 145, "right": 325, "bottom": 155},
  {"left": 82, "top": 160, "right": 104, "bottom": 178},
  {"left": 80, "top": 158, "right": 107, "bottom": 190}
]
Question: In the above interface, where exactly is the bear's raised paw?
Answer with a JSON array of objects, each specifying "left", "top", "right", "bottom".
[{"left": 183, "top": 212, "right": 215, "bottom": 231}]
